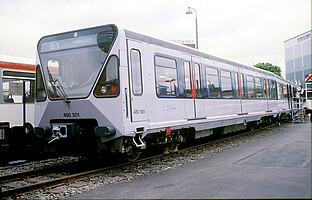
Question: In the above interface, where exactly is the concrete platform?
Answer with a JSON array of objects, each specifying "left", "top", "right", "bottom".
[{"left": 69, "top": 123, "right": 311, "bottom": 199}]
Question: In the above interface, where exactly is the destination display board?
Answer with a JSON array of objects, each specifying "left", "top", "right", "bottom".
[{"left": 40, "top": 34, "right": 98, "bottom": 53}]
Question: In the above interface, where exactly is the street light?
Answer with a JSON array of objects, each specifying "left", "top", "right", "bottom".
[{"left": 186, "top": 7, "right": 198, "bottom": 49}]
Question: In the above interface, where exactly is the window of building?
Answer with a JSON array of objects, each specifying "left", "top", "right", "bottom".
[
  {"left": 247, "top": 75, "right": 255, "bottom": 99},
  {"left": 155, "top": 56, "right": 178, "bottom": 96},
  {"left": 130, "top": 49, "right": 143, "bottom": 95},
  {"left": 221, "top": 70, "right": 233, "bottom": 98},
  {"left": 206, "top": 67, "right": 220, "bottom": 98}
]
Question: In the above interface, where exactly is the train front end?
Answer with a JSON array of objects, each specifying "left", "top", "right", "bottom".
[{"left": 34, "top": 25, "right": 124, "bottom": 154}]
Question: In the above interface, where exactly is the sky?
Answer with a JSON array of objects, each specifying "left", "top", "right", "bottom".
[{"left": 0, "top": 0, "right": 310, "bottom": 76}]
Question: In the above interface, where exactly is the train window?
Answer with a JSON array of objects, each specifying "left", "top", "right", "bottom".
[
  {"left": 130, "top": 49, "right": 143, "bottom": 96},
  {"left": 255, "top": 77, "right": 263, "bottom": 99},
  {"left": 194, "top": 63, "right": 202, "bottom": 97},
  {"left": 221, "top": 70, "right": 233, "bottom": 98},
  {"left": 94, "top": 55, "right": 119, "bottom": 97},
  {"left": 206, "top": 67, "right": 220, "bottom": 98},
  {"left": 246, "top": 75, "right": 255, "bottom": 99},
  {"left": 155, "top": 56, "right": 178, "bottom": 97},
  {"left": 269, "top": 80, "right": 277, "bottom": 100},
  {"left": 235, "top": 73, "right": 239, "bottom": 99},
  {"left": 235, "top": 72, "right": 245, "bottom": 99},
  {"left": 283, "top": 84, "right": 288, "bottom": 100},
  {"left": 264, "top": 79, "right": 268, "bottom": 99},
  {"left": 240, "top": 73, "right": 246, "bottom": 99},
  {"left": 36, "top": 65, "right": 47, "bottom": 101},
  {"left": 2, "top": 79, "right": 34, "bottom": 103},
  {"left": 184, "top": 62, "right": 192, "bottom": 97},
  {"left": 277, "top": 83, "right": 283, "bottom": 100}
]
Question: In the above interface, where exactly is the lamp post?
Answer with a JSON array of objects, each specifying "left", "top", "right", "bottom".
[{"left": 186, "top": 7, "right": 198, "bottom": 49}]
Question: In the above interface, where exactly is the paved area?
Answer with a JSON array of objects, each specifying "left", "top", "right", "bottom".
[{"left": 69, "top": 123, "right": 311, "bottom": 199}]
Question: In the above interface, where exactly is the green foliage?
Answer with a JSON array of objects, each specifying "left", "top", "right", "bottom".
[{"left": 253, "top": 62, "right": 281, "bottom": 77}]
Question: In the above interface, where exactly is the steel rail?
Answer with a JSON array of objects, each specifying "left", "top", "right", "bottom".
[{"left": 0, "top": 123, "right": 282, "bottom": 199}]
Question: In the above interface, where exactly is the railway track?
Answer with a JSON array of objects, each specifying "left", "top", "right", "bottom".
[{"left": 0, "top": 123, "right": 285, "bottom": 199}]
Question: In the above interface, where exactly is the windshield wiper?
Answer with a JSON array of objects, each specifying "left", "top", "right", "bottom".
[
  {"left": 47, "top": 70, "right": 71, "bottom": 106},
  {"left": 50, "top": 79, "right": 71, "bottom": 103}
]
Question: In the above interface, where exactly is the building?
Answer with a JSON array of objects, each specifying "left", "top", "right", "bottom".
[{"left": 284, "top": 30, "right": 311, "bottom": 86}]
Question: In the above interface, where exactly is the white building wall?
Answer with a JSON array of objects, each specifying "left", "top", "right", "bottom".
[{"left": 284, "top": 30, "right": 311, "bottom": 86}]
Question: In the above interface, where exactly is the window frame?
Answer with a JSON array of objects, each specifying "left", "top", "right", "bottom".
[
  {"left": 246, "top": 75, "right": 255, "bottom": 99},
  {"left": 154, "top": 54, "right": 179, "bottom": 98},
  {"left": 205, "top": 66, "right": 220, "bottom": 98},
  {"left": 255, "top": 77, "right": 263, "bottom": 99},
  {"left": 184, "top": 61, "right": 192, "bottom": 98},
  {"left": 130, "top": 49, "right": 143, "bottom": 96},
  {"left": 220, "top": 70, "right": 233, "bottom": 99},
  {"left": 194, "top": 63, "right": 202, "bottom": 98},
  {"left": 93, "top": 55, "right": 120, "bottom": 98}
]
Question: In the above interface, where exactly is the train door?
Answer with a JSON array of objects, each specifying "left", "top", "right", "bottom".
[
  {"left": 237, "top": 71, "right": 247, "bottom": 114},
  {"left": 264, "top": 78, "right": 270, "bottom": 111},
  {"left": 191, "top": 57, "right": 205, "bottom": 119},
  {"left": 183, "top": 56, "right": 205, "bottom": 119},
  {"left": 183, "top": 60, "right": 195, "bottom": 119},
  {"left": 127, "top": 40, "right": 147, "bottom": 122}
]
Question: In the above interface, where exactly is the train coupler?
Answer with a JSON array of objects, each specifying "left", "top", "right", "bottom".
[{"left": 132, "top": 134, "right": 146, "bottom": 149}]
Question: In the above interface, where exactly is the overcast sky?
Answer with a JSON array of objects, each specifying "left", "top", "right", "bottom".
[{"left": 0, "top": 0, "right": 310, "bottom": 75}]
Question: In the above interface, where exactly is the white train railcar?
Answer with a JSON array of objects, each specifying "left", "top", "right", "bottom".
[
  {"left": 34, "top": 24, "right": 298, "bottom": 157},
  {"left": 302, "top": 75, "right": 312, "bottom": 109},
  {"left": 0, "top": 58, "right": 35, "bottom": 127}
]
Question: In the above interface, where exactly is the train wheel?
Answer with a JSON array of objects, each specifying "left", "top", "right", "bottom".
[
  {"left": 127, "top": 151, "right": 141, "bottom": 162},
  {"left": 167, "top": 143, "right": 178, "bottom": 153}
]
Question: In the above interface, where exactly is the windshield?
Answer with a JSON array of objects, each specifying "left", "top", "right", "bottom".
[
  {"left": 40, "top": 46, "right": 106, "bottom": 99},
  {"left": 37, "top": 25, "right": 117, "bottom": 100}
]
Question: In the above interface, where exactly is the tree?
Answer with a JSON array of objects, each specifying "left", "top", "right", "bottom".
[{"left": 253, "top": 62, "right": 281, "bottom": 77}]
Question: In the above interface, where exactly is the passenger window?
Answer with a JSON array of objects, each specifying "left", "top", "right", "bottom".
[
  {"left": 94, "top": 56, "right": 119, "bottom": 97},
  {"left": 155, "top": 56, "right": 178, "bottom": 97},
  {"left": 255, "top": 77, "right": 263, "bottom": 99},
  {"left": 247, "top": 75, "right": 255, "bottom": 99},
  {"left": 36, "top": 65, "right": 47, "bottom": 101},
  {"left": 130, "top": 49, "right": 143, "bottom": 95},
  {"left": 269, "top": 80, "right": 277, "bottom": 100},
  {"left": 235, "top": 73, "right": 240, "bottom": 99},
  {"left": 184, "top": 62, "right": 192, "bottom": 97},
  {"left": 277, "top": 83, "right": 282, "bottom": 100},
  {"left": 221, "top": 70, "right": 233, "bottom": 98},
  {"left": 206, "top": 67, "right": 220, "bottom": 98},
  {"left": 283, "top": 85, "right": 288, "bottom": 100},
  {"left": 194, "top": 63, "right": 202, "bottom": 97},
  {"left": 2, "top": 79, "right": 35, "bottom": 103},
  {"left": 241, "top": 73, "right": 246, "bottom": 99},
  {"left": 264, "top": 78, "right": 268, "bottom": 99}
]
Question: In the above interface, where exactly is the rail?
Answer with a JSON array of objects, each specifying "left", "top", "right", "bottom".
[{"left": 0, "top": 122, "right": 284, "bottom": 199}]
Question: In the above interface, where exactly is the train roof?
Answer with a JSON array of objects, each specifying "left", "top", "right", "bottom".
[
  {"left": 0, "top": 55, "right": 35, "bottom": 71},
  {"left": 123, "top": 27, "right": 287, "bottom": 82}
]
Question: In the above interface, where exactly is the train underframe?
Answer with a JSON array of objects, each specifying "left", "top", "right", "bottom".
[{"left": 34, "top": 113, "right": 292, "bottom": 161}]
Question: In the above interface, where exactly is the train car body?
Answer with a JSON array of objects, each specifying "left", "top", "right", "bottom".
[
  {"left": 0, "top": 59, "right": 35, "bottom": 127},
  {"left": 34, "top": 24, "right": 298, "bottom": 156},
  {"left": 302, "top": 75, "right": 312, "bottom": 109},
  {"left": 0, "top": 58, "right": 36, "bottom": 162}
]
